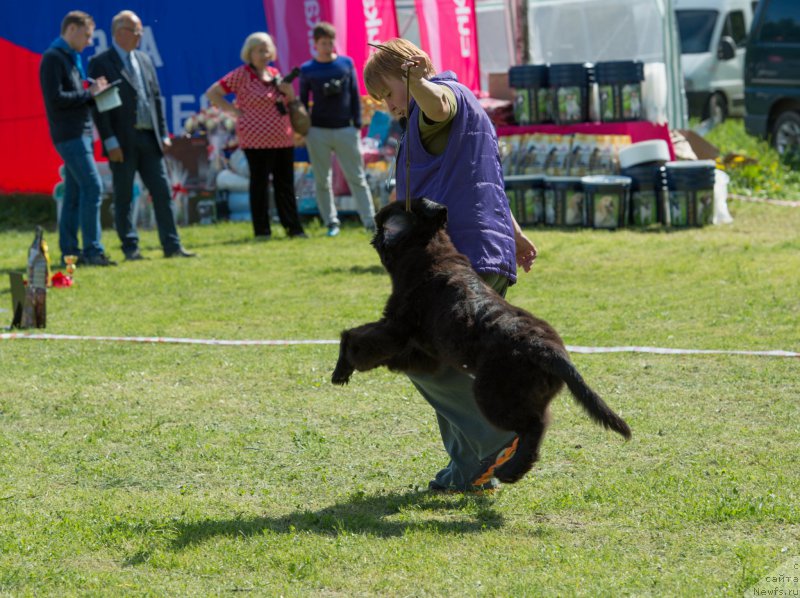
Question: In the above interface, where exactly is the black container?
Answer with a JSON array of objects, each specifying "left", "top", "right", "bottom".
[
  {"left": 509, "top": 64, "right": 551, "bottom": 125},
  {"left": 549, "top": 63, "right": 591, "bottom": 125},
  {"left": 504, "top": 174, "right": 546, "bottom": 225},
  {"left": 621, "top": 164, "right": 666, "bottom": 226},
  {"left": 581, "top": 175, "right": 632, "bottom": 229},
  {"left": 595, "top": 61, "right": 645, "bottom": 122},
  {"left": 665, "top": 160, "right": 716, "bottom": 227},
  {"left": 544, "top": 176, "right": 585, "bottom": 226}
]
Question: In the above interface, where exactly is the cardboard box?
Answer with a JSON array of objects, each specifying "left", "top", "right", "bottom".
[{"left": 489, "top": 72, "right": 515, "bottom": 101}]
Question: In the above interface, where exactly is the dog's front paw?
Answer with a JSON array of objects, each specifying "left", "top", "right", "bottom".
[{"left": 331, "top": 362, "right": 354, "bottom": 386}]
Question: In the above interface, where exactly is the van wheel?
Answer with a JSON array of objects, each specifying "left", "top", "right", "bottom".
[
  {"left": 772, "top": 111, "right": 800, "bottom": 155},
  {"left": 703, "top": 93, "right": 727, "bottom": 123}
]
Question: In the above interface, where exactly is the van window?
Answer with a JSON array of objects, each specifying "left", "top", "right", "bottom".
[
  {"left": 722, "top": 11, "right": 748, "bottom": 46},
  {"left": 677, "top": 10, "right": 719, "bottom": 53},
  {"left": 757, "top": 1, "right": 800, "bottom": 44}
]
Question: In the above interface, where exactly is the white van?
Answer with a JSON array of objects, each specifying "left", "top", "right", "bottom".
[{"left": 675, "top": 0, "right": 756, "bottom": 121}]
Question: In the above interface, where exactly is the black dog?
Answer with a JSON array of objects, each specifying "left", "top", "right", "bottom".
[{"left": 332, "top": 198, "right": 631, "bottom": 483}]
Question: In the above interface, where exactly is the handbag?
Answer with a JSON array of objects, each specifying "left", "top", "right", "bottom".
[{"left": 287, "top": 99, "right": 310, "bottom": 136}]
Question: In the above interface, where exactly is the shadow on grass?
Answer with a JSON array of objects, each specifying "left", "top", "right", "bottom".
[{"left": 167, "top": 488, "right": 504, "bottom": 550}]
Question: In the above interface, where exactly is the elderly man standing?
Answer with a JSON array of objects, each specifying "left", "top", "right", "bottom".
[
  {"left": 40, "top": 10, "right": 115, "bottom": 266},
  {"left": 89, "top": 10, "right": 195, "bottom": 260}
]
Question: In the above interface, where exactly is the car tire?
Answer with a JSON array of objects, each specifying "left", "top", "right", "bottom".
[
  {"left": 702, "top": 93, "right": 728, "bottom": 123},
  {"left": 771, "top": 110, "right": 800, "bottom": 155}
]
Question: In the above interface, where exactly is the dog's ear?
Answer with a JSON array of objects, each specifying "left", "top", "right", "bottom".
[
  {"left": 382, "top": 213, "right": 410, "bottom": 246},
  {"left": 374, "top": 199, "right": 404, "bottom": 230},
  {"left": 417, "top": 198, "right": 448, "bottom": 230}
]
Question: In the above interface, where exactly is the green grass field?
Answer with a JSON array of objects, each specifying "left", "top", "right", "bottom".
[{"left": 1, "top": 184, "right": 799, "bottom": 594}]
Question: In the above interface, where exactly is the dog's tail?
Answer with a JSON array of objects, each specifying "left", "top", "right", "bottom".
[{"left": 536, "top": 343, "right": 632, "bottom": 440}]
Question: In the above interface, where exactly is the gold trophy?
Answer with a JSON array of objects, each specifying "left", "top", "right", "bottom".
[{"left": 64, "top": 255, "right": 77, "bottom": 280}]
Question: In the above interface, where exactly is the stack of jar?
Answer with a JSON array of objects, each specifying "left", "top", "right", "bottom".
[
  {"left": 508, "top": 60, "right": 646, "bottom": 126},
  {"left": 504, "top": 173, "right": 632, "bottom": 230}
]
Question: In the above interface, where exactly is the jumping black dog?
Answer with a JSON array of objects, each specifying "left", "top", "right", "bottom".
[{"left": 332, "top": 198, "right": 631, "bottom": 483}]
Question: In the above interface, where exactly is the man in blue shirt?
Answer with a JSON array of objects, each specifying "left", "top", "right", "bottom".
[
  {"left": 300, "top": 22, "right": 375, "bottom": 237},
  {"left": 40, "top": 10, "right": 115, "bottom": 266}
]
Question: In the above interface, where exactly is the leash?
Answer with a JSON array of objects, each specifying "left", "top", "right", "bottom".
[{"left": 368, "top": 42, "right": 412, "bottom": 212}]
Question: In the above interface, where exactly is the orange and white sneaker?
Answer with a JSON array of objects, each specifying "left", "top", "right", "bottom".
[{"left": 471, "top": 436, "right": 519, "bottom": 486}]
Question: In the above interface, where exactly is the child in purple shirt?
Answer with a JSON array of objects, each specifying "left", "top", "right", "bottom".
[{"left": 363, "top": 39, "right": 537, "bottom": 492}]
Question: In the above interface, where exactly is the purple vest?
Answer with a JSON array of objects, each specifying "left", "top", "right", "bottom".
[{"left": 396, "top": 71, "right": 517, "bottom": 283}]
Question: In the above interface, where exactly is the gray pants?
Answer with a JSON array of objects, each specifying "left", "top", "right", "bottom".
[
  {"left": 305, "top": 126, "right": 375, "bottom": 228},
  {"left": 407, "top": 273, "right": 517, "bottom": 490}
]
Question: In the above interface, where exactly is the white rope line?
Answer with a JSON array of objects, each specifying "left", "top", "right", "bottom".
[
  {"left": 1, "top": 333, "right": 797, "bottom": 357},
  {"left": 565, "top": 345, "right": 798, "bottom": 358},
  {"left": 0, "top": 333, "right": 336, "bottom": 346}
]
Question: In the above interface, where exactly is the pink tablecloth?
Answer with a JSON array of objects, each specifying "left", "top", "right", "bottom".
[{"left": 496, "top": 121, "right": 675, "bottom": 161}]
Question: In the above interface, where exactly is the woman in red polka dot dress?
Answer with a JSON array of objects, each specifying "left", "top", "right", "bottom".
[{"left": 207, "top": 32, "right": 307, "bottom": 239}]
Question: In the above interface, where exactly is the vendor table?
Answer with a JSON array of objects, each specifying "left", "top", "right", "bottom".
[{"left": 496, "top": 121, "right": 675, "bottom": 161}]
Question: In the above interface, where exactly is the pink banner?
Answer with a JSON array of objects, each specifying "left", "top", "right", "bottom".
[
  {"left": 332, "top": 0, "right": 399, "bottom": 94},
  {"left": 264, "top": 0, "right": 398, "bottom": 94},
  {"left": 263, "top": 0, "right": 332, "bottom": 74},
  {"left": 415, "top": 0, "right": 481, "bottom": 93}
]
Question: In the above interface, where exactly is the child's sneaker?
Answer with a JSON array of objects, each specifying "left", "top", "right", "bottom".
[{"left": 471, "top": 436, "right": 519, "bottom": 486}]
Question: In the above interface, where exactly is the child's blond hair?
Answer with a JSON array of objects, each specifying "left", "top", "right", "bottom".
[{"left": 363, "top": 38, "right": 436, "bottom": 100}]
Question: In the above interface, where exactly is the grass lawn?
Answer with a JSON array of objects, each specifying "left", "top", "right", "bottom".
[{"left": 1, "top": 194, "right": 798, "bottom": 595}]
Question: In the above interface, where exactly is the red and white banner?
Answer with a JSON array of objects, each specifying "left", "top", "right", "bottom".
[
  {"left": 414, "top": 0, "right": 481, "bottom": 93},
  {"left": 263, "top": 0, "right": 398, "bottom": 94}
]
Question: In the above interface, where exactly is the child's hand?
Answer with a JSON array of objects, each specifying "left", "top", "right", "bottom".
[
  {"left": 515, "top": 232, "right": 538, "bottom": 273},
  {"left": 401, "top": 56, "right": 428, "bottom": 82}
]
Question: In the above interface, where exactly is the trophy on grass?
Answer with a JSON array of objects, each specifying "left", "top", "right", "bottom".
[
  {"left": 64, "top": 255, "right": 78, "bottom": 280},
  {"left": 20, "top": 226, "right": 48, "bottom": 328}
]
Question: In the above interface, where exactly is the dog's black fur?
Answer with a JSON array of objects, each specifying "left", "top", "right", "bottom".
[{"left": 332, "top": 198, "right": 631, "bottom": 483}]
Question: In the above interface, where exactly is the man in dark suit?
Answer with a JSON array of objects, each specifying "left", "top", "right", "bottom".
[{"left": 88, "top": 10, "right": 194, "bottom": 260}]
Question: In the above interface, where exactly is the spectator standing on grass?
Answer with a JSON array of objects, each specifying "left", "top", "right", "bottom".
[
  {"left": 40, "top": 10, "right": 115, "bottom": 267},
  {"left": 206, "top": 32, "right": 307, "bottom": 241},
  {"left": 89, "top": 10, "right": 195, "bottom": 260},
  {"left": 363, "top": 38, "right": 538, "bottom": 493},
  {"left": 300, "top": 22, "right": 375, "bottom": 237}
]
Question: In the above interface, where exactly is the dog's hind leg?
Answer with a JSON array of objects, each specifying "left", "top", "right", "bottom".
[
  {"left": 493, "top": 417, "right": 547, "bottom": 484},
  {"left": 472, "top": 360, "right": 551, "bottom": 484}
]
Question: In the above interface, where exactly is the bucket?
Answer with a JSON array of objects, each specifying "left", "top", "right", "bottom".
[
  {"left": 595, "top": 61, "right": 645, "bottom": 122},
  {"left": 581, "top": 175, "right": 632, "bottom": 229},
  {"left": 544, "top": 176, "right": 585, "bottom": 226},
  {"left": 509, "top": 65, "right": 551, "bottom": 125},
  {"left": 504, "top": 174, "right": 546, "bottom": 225},
  {"left": 665, "top": 160, "right": 716, "bottom": 227},
  {"left": 618, "top": 139, "right": 670, "bottom": 170},
  {"left": 227, "top": 191, "right": 252, "bottom": 222},
  {"left": 94, "top": 80, "right": 122, "bottom": 113},
  {"left": 621, "top": 164, "right": 666, "bottom": 226},
  {"left": 549, "top": 63, "right": 591, "bottom": 125}
]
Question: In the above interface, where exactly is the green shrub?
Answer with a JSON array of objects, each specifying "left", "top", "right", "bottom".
[
  {"left": 0, "top": 194, "right": 57, "bottom": 231},
  {"left": 705, "top": 119, "right": 800, "bottom": 199}
]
